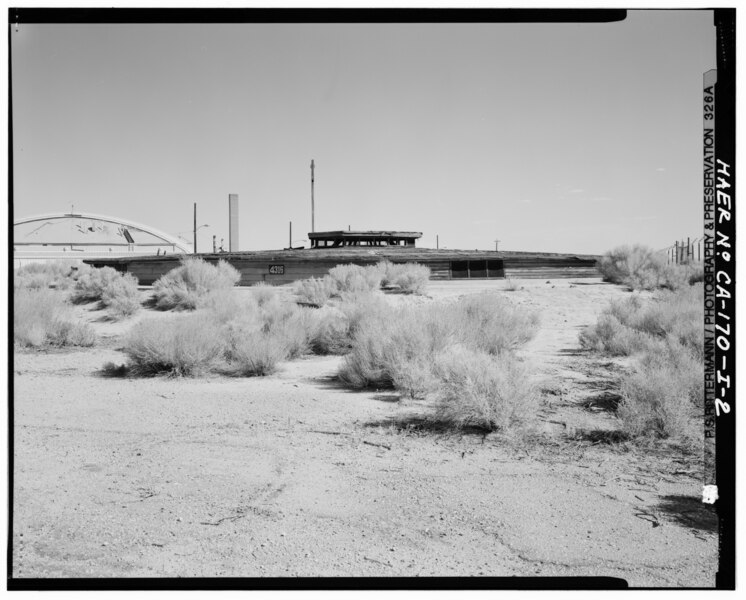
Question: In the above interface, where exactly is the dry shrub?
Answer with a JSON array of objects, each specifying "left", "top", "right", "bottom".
[
  {"left": 223, "top": 324, "right": 288, "bottom": 377},
  {"left": 579, "top": 313, "right": 659, "bottom": 356},
  {"left": 250, "top": 282, "right": 279, "bottom": 306},
  {"left": 328, "top": 264, "right": 382, "bottom": 295},
  {"left": 153, "top": 258, "right": 240, "bottom": 310},
  {"left": 15, "top": 260, "right": 87, "bottom": 291},
  {"left": 376, "top": 260, "right": 431, "bottom": 294},
  {"left": 123, "top": 313, "right": 225, "bottom": 376},
  {"left": 453, "top": 293, "right": 539, "bottom": 354},
  {"left": 14, "top": 288, "right": 95, "bottom": 348},
  {"left": 431, "top": 346, "right": 539, "bottom": 432},
  {"left": 72, "top": 266, "right": 122, "bottom": 302},
  {"left": 101, "top": 273, "right": 141, "bottom": 319},
  {"left": 307, "top": 307, "right": 351, "bottom": 355},
  {"left": 294, "top": 276, "right": 337, "bottom": 306},
  {"left": 618, "top": 342, "right": 702, "bottom": 443},
  {"left": 338, "top": 294, "right": 538, "bottom": 396},
  {"left": 581, "top": 285, "right": 703, "bottom": 359},
  {"left": 71, "top": 266, "right": 141, "bottom": 319},
  {"left": 598, "top": 245, "right": 698, "bottom": 291}
]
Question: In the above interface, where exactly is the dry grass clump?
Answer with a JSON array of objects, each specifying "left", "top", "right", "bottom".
[
  {"left": 338, "top": 304, "right": 451, "bottom": 393},
  {"left": 294, "top": 276, "right": 338, "bottom": 306},
  {"left": 328, "top": 264, "right": 382, "bottom": 294},
  {"left": 295, "top": 261, "right": 431, "bottom": 305},
  {"left": 121, "top": 288, "right": 316, "bottom": 377},
  {"left": 339, "top": 293, "right": 539, "bottom": 392},
  {"left": 580, "top": 284, "right": 702, "bottom": 359},
  {"left": 71, "top": 266, "right": 141, "bottom": 319},
  {"left": 338, "top": 294, "right": 540, "bottom": 431},
  {"left": 152, "top": 258, "right": 240, "bottom": 310},
  {"left": 123, "top": 313, "right": 225, "bottom": 376},
  {"left": 581, "top": 282, "right": 703, "bottom": 446},
  {"left": 14, "top": 261, "right": 89, "bottom": 291},
  {"left": 454, "top": 293, "right": 539, "bottom": 354},
  {"left": 375, "top": 260, "right": 431, "bottom": 294},
  {"left": 618, "top": 341, "right": 702, "bottom": 443},
  {"left": 432, "top": 346, "right": 539, "bottom": 432},
  {"left": 598, "top": 245, "right": 693, "bottom": 291},
  {"left": 100, "top": 274, "right": 141, "bottom": 319},
  {"left": 14, "top": 288, "right": 95, "bottom": 348}
]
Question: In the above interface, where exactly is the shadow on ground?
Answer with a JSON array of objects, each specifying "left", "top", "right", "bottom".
[
  {"left": 365, "top": 415, "right": 492, "bottom": 438},
  {"left": 571, "top": 428, "right": 631, "bottom": 445},
  {"left": 656, "top": 495, "right": 718, "bottom": 533}
]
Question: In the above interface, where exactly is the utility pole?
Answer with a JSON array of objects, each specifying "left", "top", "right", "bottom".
[
  {"left": 310, "top": 159, "right": 315, "bottom": 233},
  {"left": 436, "top": 235, "right": 439, "bottom": 249},
  {"left": 193, "top": 202, "right": 197, "bottom": 254},
  {"left": 289, "top": 221, "right": 292, "bottom": 248},
  {"left": 494, "top": 239, "right": 500, "bottom": 252}
]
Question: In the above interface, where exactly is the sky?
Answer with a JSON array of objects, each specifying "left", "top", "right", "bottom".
[{"left": 10, "top": 10, "right": 717, "bottom": 255}]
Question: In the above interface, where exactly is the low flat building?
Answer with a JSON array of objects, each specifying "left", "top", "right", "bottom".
[{"left": 85, "top": 240, "right": 600, "bottom": 285}]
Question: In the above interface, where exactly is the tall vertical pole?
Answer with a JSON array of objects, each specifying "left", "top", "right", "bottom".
[
  {"left": 310, "top": 159, "right": 315, "bottom": 233},
  {"left": 193, "top": 202, "right": 197, "bottom": 254},
  {"left": 436, "top": 235, "right": 439, "bottom": 249},
  {"left": 289, "top": 221, "right": 292, "bottom": 248},
  {"left": 675, "top": 241, "right": 679, "bottom": 265}
]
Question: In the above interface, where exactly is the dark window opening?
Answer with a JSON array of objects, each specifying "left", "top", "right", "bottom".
[
  {"left": 451, "top": 260, "right": 468, "bottom": 278},
  {"left": 470, "top": 260, "right": 487, "bottom": 278}
]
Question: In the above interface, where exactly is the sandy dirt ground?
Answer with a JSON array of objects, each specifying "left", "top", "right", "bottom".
[{"left": 11, "top": 279, "right": 718, "bottom": 586}]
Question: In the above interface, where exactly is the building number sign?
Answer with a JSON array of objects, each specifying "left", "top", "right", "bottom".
[{"left": 268, "top": 265, "right": 285, "bottom": 275}]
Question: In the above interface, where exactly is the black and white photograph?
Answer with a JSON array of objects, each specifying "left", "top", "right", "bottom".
[{"left": 7, "top": 6, "right": 736, "bottom": 590}]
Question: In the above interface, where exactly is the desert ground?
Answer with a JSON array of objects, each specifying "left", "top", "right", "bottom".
[{"left": 11, "top": 278, "right": 717, "bottom": 586}]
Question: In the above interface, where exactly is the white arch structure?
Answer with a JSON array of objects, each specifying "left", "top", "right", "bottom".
[{"left": 14, "top": 212, "right": 191, "bottom": 254}]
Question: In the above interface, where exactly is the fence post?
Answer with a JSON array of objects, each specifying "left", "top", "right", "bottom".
[{"left": 675, "top": 241, "right": 679, "bottom": 265}]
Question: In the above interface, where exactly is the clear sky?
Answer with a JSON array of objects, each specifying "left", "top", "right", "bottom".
[{"left": 10, "top": 10, "right": 716, "bottom": 254}]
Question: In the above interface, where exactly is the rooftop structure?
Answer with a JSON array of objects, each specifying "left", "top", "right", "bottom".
[{"left": 308, "top": 230, "right": 422, "bottom": 248}]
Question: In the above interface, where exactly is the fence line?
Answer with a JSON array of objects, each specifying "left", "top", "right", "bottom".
[{"left": 658, "top": 237, "right": 704, "bottom": 265}]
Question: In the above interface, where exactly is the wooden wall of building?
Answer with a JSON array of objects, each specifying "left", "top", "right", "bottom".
[{"left": 87, "top": 253, "right": 598, "bottom": 285}]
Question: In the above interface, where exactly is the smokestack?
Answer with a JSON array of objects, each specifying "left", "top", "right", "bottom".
[{"left": 228, "top": 194, "right": 239, "bottom": 252}]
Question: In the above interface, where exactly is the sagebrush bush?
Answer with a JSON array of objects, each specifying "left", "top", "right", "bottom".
[
  {"left": 123, "top": 313, "right": 225, "bottom": 376},
  {"left": 294, "top": 276, "right": 337, "bottom": 306},
  {"left": 100, "top": 273, "right": 141, "bottom": 319},
  {"left": 597, "top": 245, "right": 704, "bottom": 291},
  {"left": 72, "top": 266, "right": 123, "bottom": 302},
  {"left": 14, "top": 288, "right": 95, "bottom": 348},
  {"left": 222, "top": 323, "right": 288, "bottom": 376},
  {"left": 328, "top": 264, "right": 382, "bottom": 295},
  {"left": 582, "top": 281, "right": 704, "bottom": 445},
  {"left": 432, "top": 346, "right": 539, "bottom": 432},
  {"left": 14, "top": 260, "right": 87, "bottom": 291},
  {"left": 580, "top": 284, "right": 703, "bottom": 360},
  {"left": 579, "top": 313, "right": 659, "bottom": 356},
  {"left": 376, "top": 261, "right": 431, "bottom": 294},
  {"left": 71, "top": 266, "right": 141, "bottom": 319},
  {"left": 453, "top": 293, "right": 539, "bottom": 354},
  {"left": 338, "top": 294, "right": 538, "bottom": 396},
  {"left": 617, "top": 344, "right": 701, "bottom": 442},
  {"left": 250, "top": 282, "right": 278, "bottom": 307},
  {"left": 152, "top": 258, "right": 240, "bottom": 310}
]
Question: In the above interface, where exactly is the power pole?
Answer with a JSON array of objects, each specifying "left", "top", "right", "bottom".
[
  {"left": 193, "top": 202, "right": 197, "bottom": 254},
  {"left": 310, "top": 159, "right": 315, "bottom": 233},
  {"left": 494, "top": 239, "right": 500, "bottom": 252}
]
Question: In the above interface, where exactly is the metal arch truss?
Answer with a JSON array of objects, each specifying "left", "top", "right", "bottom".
[{"left": 13, "top": 212, "right": 192, "bottom": 254}]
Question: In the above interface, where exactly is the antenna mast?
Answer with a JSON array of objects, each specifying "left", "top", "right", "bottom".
[{"left": 310, "top": 159, "right": 315, "bottom": 233}]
